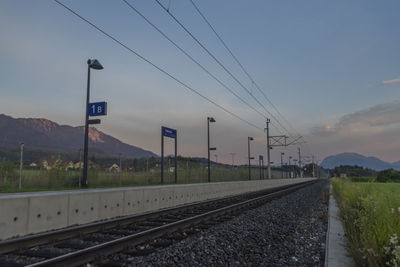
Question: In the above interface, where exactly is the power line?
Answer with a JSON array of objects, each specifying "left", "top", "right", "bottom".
[
  {"left": 154, "top": 0, "right": 292, "bottom": 137},
  {"left": 189, "top": 0, "right": 305, "bottom": 141},
  {"left": 122, "top": 0, "right": 268, "bottom": 122},
  {"left": 53, "top": 0, "right": 264, "bottom": 132}
]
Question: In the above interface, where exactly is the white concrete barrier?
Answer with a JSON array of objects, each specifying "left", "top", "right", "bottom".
[{"left": 0, "top": 178, "right": 316, "bottom": 240}]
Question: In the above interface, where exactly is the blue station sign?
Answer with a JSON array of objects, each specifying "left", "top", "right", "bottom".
[
  {"left": 89, "top": 101, "right": 107, "bottom": 116},
  {"left": 259, "top": 155, "right": 264, "bottom": 161},
  {"left": 162, "top": 126, "right": 177, "bottom": 139}
]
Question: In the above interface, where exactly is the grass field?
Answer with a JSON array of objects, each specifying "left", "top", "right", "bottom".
[
  {"left": 0, "top": 166, "right": 281, "bottom": 193},
  {"left": 332, "top": 178, "right": 400, "bottom": 266}
]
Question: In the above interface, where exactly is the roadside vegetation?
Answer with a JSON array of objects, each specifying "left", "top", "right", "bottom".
[{"left": 332, "top": 178, "right": 400, "bottom": 266}]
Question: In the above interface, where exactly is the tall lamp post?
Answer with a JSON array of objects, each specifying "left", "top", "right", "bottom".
[
  {"left": 207, "top": 117, "right": 216, "bottom": 182},
  {"left": 248, "top": 137, "right": 254, "bottom": 180},
  {"left": 83, "top": 59, "right": 103, "bottom": 187},
  {"left": 19, "top": 143, "right": 24, "bottom": 190},
  {"left": 280, "top": 152, "right": 285, "bottom": 178},
  {"left": 289, "top": 156, "right": 292, "bottom": 178}
]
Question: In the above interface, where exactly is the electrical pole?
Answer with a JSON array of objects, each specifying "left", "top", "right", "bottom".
[
  {"left": 280, "top": 152, "right": 284, "bottom": 178},
  {"left": 298, "top": 147, "right": 302, "bottom": 178},
  {"left": 265, "top": 119, "right": 271, "bottom": 179},
  {"left": 19, "top": 143, "right": 24, "bottom": 190}
]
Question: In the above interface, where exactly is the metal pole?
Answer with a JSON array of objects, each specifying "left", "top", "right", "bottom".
[
  {"left": 289, "top": 156, "right": 292, "bottom": 178},
  {"left": 161, "top": 127, "right": 164, "bottom": 184},
  {"left": 82, "top": 62, "right": 91, "bottom": 187},
  {"left": 174, "top": 135, "right": 177, "bottom": 184},
  {"left": 262, "top": 158, "right": 264, "bottom": 179},
  {"left": 78, "top": 149, "right": 82, "bottom": 188},
  {"left": 298, "top": 147, "right": 302, "bottom": 178},
  {"left": 259, "top": 157, "right": 262, "bottom": 180},
  {"left": 207, "top": 118, "right": 210, "bottom": 182},
  {"left": 186, "top": 160, "right": 189, "bottom": 184},
  {"left": 266, "top": 119, "right": 271, "bottom": 178},
  {"left": 119, "top": 154, "right": 122, "bottom": 186},
  {"left": 280, "top": 152, "right": 284, "bottom": 178},
  {"left": 312, "top": 155, "right": 315, "bottom": 177},
  {"left": 146, "top": 157, "right": 149, "bottom": 184},
  {"left": 230, "top": 153, "right": 235, "bottom": 167},
  {"left": 19, "top": 143, "right": 24, "bottom": 190},
  {"left": 248, "top": 138, "right": 251, "bottom": 180},
  {"left": 168, "top": 158, "right": 171, "bottom": 183}
]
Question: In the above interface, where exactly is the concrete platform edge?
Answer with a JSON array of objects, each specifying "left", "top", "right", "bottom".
[{"left": 325, "top": 182, "right": 355, "bottom": 267}]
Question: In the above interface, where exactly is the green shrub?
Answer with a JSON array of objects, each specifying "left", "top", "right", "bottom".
[{"left": 377, "top": 169, "right": 400, "bottom": 183}]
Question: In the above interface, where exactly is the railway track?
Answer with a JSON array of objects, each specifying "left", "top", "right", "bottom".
[{"left": 0, "top": 180, "right": 316, "bottom": 266}]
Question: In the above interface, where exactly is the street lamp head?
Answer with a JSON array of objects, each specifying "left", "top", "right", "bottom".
[
  {"left": 248, "top": 137, "right": 254, "bottom": 141},
  {"left": 281, "top": 152, "right": 285, "bottom": 155},
  {"left": 88, "top": 59, "right": 103, "bottom": 70},
  {"left": 208, "top": 117, "right": 216, "bottom": 123}
]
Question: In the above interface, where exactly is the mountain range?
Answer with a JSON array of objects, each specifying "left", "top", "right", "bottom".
[
  {"left": 0, "top": 114, "right": 157, "bottom": 158},
  {"left": 321, "top": 152, "right": 400, "bottom": 171}
]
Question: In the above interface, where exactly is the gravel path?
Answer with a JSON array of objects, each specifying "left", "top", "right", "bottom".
[{"left": 106, "top": 180, "right": 329, "bottom": 267}]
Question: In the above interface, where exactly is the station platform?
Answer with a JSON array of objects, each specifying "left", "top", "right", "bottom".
[{"left": 0, "top": 178, "right": 315, "bottom": 240}]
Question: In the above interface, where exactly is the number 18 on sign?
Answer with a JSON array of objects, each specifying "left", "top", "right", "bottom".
[{"left": 89, "top": 102, "right": 107, "bottom": 116}]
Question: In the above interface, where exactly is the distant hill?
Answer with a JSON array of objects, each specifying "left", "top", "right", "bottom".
[
  {"left": 0, "top": 114, "right": 157, "bottom": 158},
  {"left": 321, "top": 152, "right": 400, "bottom": 171}
]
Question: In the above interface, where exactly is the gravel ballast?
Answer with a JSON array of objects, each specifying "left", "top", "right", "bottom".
[{"left": 108, "top": 180, "right": 329, "bottom": 266}]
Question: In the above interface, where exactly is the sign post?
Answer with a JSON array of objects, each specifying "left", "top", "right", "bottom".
[
  {"left": 259, "top": 155, "right": 264, "bottom": 180},
  {"left": 161, "top": 126, "right": 177, "bottom": 184}
]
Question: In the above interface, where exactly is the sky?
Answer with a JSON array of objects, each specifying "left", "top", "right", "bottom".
[{"left": 1, "top": 0, "right": 400, "bottom": 165}]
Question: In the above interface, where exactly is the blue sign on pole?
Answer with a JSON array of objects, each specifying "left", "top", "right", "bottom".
[
  {"left": 89, "top": 102, "right": 107, "bottom": 116},
  {"left": 259, "top": 155, "right": 264, "bottom": 161},
  {"left": 162, "top": 126, "right": 177, "bottom": 138}
]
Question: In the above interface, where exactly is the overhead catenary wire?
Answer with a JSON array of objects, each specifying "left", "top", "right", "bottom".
[
  {"left": 189, "top": 0, "right": 306, "bottom": 142},
  {"left": 155, "top": 0, "right": 294, "bottom": 138},
  {"left": 53, "top": 0, "right": 264, "bottom": 132},
  {"left": 121, "top": 0, "right": 268, "bottom": 123}
]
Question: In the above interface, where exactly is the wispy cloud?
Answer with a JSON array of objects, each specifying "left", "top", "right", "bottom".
[
  {"left": 382, "top": 77, "right": 400, "bottom": 85},
  {"left": 311, "top": 100, "right": 400, "bottom": 136}
]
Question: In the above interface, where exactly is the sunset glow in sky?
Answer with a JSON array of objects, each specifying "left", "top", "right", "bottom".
[{"left": 1, "top": 0, "right": 400, "bottom": 164}]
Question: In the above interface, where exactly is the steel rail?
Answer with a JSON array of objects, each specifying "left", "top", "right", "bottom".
[{"left": 24, "top": 180, "right": 316, "bottom": 267}]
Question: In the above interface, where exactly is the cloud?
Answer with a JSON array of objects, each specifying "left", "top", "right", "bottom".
[
  {"left": 382, "top": 77, "right": 400, "bottom": 85},
  {"left": 311, "top": 100, "right": 400, "bottom": 136}
]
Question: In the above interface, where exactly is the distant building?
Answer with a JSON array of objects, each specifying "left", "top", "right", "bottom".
[
  {"left": 74, "top": 162, "right": 83, "bottom": 169},
  {"left": 108, "top": 163, "right": 120, "bottom": 172},
  {"left": 29, "top": 162, "right": 37, "bottom": 167},
  {"left": 39, "top": 158, "right": 74, "bottom": 170},
  {"left": 340, "top": 173, "right": 347, "bottom": 178}
]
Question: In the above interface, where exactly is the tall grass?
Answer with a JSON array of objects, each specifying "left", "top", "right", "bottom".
[
  {"left": 0, "top": 166, "right": 282, "bottom": 193},
  {"left": 332, "top": 178, "right": 400, "bottom": 266}
]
